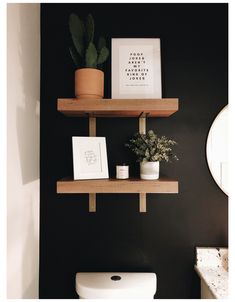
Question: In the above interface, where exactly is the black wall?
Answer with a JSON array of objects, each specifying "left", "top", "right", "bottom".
[{"left": 40, "top": 3, "right": 228, "bottom": 299}]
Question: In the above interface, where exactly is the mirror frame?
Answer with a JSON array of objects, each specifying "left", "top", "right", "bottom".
[{"left": 206, "top": 105, "right": 228, "bottom": 195}]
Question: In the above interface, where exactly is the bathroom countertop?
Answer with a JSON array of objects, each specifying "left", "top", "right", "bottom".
[{"left": 194, "top": 247, "right": 228, "bottom": 299}]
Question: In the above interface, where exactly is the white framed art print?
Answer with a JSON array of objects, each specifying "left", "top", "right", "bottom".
[
  {"left": 112, "top": 38, "right": 162, "bottom": 98},
  {"left": 72, "top": 137, "right": 109, "bottom": 180}
]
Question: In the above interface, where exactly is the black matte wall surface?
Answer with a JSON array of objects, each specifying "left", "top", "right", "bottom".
[{"left": 40, "top": 3, "right": 228, "bottom": 299}]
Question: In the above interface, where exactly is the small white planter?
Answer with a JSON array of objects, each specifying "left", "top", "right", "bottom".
[{"left": 140, "top": 161, "right": 160, "bottom": 180}]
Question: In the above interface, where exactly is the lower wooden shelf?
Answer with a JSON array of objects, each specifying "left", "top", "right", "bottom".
[{"left": 56, "top": 177, "right": 178, "bottom": 194}]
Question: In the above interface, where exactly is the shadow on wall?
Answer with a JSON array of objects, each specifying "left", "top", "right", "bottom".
[
  {"left": 21, "top": 179, "right": 40, "bottom": 298},
  {"left": 16, "top": 4, "right": 40, "bottom": 185},
  {"left": 8, "top": 4, "right": 40, "bottom": 298}
]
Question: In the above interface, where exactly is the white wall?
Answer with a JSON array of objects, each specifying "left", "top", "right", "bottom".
[{"left": 7, "top": 3, "right": 40, "bottom": 299}]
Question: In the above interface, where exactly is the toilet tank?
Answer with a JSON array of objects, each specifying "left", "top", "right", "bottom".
[{"left": 75, "top": 272, "right": 157, "bottom": 299}]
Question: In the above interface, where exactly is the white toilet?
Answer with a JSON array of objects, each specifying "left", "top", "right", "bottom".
[{"left": 75, "top": 272, "right": 157, "bottom": 299}]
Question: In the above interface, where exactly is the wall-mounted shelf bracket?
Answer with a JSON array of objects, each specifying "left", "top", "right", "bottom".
[
  {"left": 89, "top": 116, "right": 96, "bottom": 212},
  {"left": 89, "top": 116, "right": 96, "bottom": 137},
  {"left": 89, "top": 193, "right": 96, "bottom": 212},
  {"left": 139, "top": 193, "right": 147, "bottom": 212},
  {"left": 139, "top": 114, "right": 146, "bottom": 134},
  {"left": 139, "top": 115, "right": 147, "bottom": 213}
]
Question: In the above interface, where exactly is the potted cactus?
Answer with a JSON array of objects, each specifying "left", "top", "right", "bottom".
[
  {"left": 126, "top": 130, "right": 178, "bottom": 180},
  {"left": 69, "top": 13, "right": 109, "bottom": 99}
]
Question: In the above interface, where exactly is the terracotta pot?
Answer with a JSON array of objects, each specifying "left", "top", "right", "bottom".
[
  {"left": 140, "top": 161, "right": 160, "bottom": 180},
  {"left": 75, "top": 68, "right": 104, "bottom": 99}
]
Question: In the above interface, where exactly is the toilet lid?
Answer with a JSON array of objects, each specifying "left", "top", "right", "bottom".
[{"left": 76, "top": 272, "right": 157, "bottom": 298}]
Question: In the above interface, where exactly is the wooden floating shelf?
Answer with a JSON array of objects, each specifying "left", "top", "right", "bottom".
[
  {"left": 57, "top": 177, "right": 178, "bottom": 194},
  {"left": 56, "top": 97, "right": 179, "bottom": 212},
  {"left": 57, "top": 98, "right": 179, "bottom": 117}
]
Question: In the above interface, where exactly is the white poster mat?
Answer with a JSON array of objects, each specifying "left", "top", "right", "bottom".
[
  {"left": 72, "top": 137, "right": 109, "bottom": 180},
  {"left": 112, "top": 38, "right": 162, "bottom": 98}
]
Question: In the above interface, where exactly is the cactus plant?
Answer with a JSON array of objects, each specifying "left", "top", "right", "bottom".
[{"left": 69, "top": 13, "right": 109, "bottom": 70}]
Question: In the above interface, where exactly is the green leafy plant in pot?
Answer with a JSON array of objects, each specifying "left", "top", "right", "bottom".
[
  {"left": 69, "top": 13, "right": 109, "bottom": 99},
  {"left": 126, "top": 130, "right": 178, "bottom": 180}
]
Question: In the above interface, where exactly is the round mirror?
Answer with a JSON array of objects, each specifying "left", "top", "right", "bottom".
[{"left": 206, "top": 105, "right": 228, "bottom": 195}]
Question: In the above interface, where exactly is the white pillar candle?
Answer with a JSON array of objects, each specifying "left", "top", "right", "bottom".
[{"left": 116, "top": 164, "right": 129, "bottom": 179}]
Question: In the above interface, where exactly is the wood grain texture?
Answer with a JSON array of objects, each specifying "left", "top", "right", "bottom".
[
  {"left": 57, "top": 98, "right": 179, "bottom": 117},
  {"left": 57, "top": 177, "right": 178, "bottom": 194}
]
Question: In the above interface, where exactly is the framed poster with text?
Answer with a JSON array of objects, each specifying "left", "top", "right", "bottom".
[
  {"left": 112, "top": 38, "right": 162, "bottom": 99},
  {"left": 72, "top": 137, "right": 109, "bottom": 180}
]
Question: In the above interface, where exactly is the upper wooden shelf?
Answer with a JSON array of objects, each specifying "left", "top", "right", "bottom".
[
  {"left": 57, "top": 98, "right": 179, "bottom": 117},
  {"left": 57, "top": 177, "right": 178, "bottom": 194}
]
